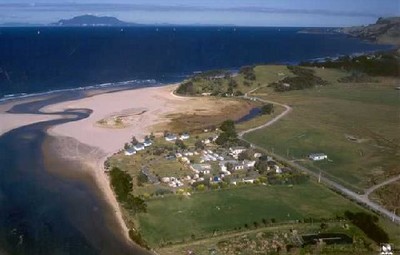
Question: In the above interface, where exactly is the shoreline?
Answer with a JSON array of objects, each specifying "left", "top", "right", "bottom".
[
  {"left": 36, "top": 83, "right": 251, "bottom": 248},
  {"left": 0, "top": 82, "right": 255, "bottom": 249}
]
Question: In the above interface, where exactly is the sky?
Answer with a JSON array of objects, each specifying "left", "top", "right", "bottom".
[{"left": 0, "top": 0, "right": 399, "bottom": 27}]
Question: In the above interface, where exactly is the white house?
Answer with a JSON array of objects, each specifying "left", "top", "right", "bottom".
[
  {"left": 180, "top": 133, "right": 190, "bottom": 140},
  {"left": 220, "top": 163, "right": 227, "bottom": 172},
  {"left": 143, "top": 140, "right": 152, "bottom": 147},
  {"left": 180, "top": 157, "right": 190, "bottom": 164},
  {"left": 165, "top": 134, "right": 177, "bottom": 142},
  {"left": 309, "top": 153, "right": 328, "bottom": 161},
  {"left": 234, "top": 164, "right": 245, "bottom": 171},
  {"left": 230, "top": 147, "right": 247, "bottom": 159},
  {"left": 244, "top": 160, "right": 256, "bottom": 168},
  {"left": 253, "top": 152, "right": 262, "bottom": 158},
  {"left": 134, "top": 143, "right": 145, "bottom": 151},
  {"left": 242, "top": 177, "right": 256, "bottom": 184},
  {"left": 274, "top": 165, "right": 282, "bottom": 174},
  {"left": 124, "top": 148, "right": 136, "bottom": 156}
]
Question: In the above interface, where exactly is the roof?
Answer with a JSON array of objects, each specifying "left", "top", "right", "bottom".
[{"left": 309, "top": 153, "right": 327, "bottom": 157}]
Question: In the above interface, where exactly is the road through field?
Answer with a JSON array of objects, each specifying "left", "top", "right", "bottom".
[{"left": 239, "top": 89, "right": 400, "bottom": 225}]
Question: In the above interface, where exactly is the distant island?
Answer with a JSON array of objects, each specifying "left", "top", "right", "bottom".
[{"left": 51, "top": 15, "right": 142, "bottom": 27}]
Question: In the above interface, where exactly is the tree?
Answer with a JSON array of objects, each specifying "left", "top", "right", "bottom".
[
  {"left": 126, "top": 194, "right": 147, "bottom": 213},
  {"left": 226, "top": 162, "right": 234, "bottom": 171},
  {"left": 261, "top": 103, "right": 274, "bottom": 115},
  {"left": 220, "top": 119, "right": 235, "bottom": 133},
  {"left": 175, "top": 139, "right": 187, "bottom": 150},
  {"left": 215, "top": 132, "right": 230, "bottom": 146},
  {"left": 195, "top": 140, "right": 205, "bottom": 150},
  {"left": 228, "top": 79, "right": 238, "bottom": 88},
  {"left": 137, "top": 172, "right": 149, "bottom": 186},
  {"left": 253, "top": 221, "right": 259, "bottom": 228},
  {"left": 197, "top": 184, "right": 206, "bottom": 191},
  {"left": 238, "top": 150, "right": 252, "bottom": 161},
  {"left": 109, "top": 167, "right": 133, "bottom": 202},
  {"left": 176, "top": 81, "right": 195, "bottom": 95},
  {"left": 124, "top": 143, "right": 131, "bottom": 150},
  {"left": 131, "top": 136, "right": 139, "bottom": 145}
]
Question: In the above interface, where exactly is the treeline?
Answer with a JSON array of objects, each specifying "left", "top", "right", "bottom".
[
  {"left": 300, "top": 52, "right": 400, "bottom": 77},
  {"left": 344, "top": 211, "right": 389, "bottom": 244},
  {"left": 176, "top": 66, "right": 257, "bottom": 96},
  {"left": 176, "top": 81, "right": 196, "bottom": 95},
  {"left": 269, "top": 66, "right": 328, "bottom": 92},
  {"left": 239, "top": 65, "right": 256, "bottom": 81},
  {"left": 109, "top": 167, "right": 147, "bottom": 214}
]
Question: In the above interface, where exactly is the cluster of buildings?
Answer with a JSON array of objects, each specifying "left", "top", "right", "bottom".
[
  {"left": 164, "top": 132, "right": 190, "bottom": 142},
  {"left": 124, "top": 138, "right": 153, "bottom": 156}
]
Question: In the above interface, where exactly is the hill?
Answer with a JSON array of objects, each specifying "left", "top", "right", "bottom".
[
  {"left": 52, "top": 15, "right": 141, "bottom": 27},
  {"left": 337, "top": 17, "right": 400, "bottom": 46}
]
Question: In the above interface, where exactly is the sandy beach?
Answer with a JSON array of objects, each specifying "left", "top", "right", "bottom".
[{"left": 0, "top": 84, "right": 251, "bottom": 247}]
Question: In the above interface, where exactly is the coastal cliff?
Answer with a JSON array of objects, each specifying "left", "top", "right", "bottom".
[{"left": 337, "top": 17, "right": 400, "bottom": 46}]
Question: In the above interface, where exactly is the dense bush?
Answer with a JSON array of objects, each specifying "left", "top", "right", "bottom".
[
  {"left": 300, "top": 52, "right": 400, "bottom": 77},
  {"left": 344, "top": 211, "right": 389, "bottom": 244},
  {"left": 129, "top": 229, "right": 149, "bottom": 249},
  {"left": 216, "top": 120, "right": 238, "bottom": 146},
  {"left": 270, "top": 66, "right": 328, "bottom": 92},
  {"left": 176, "top": 81, "right": 195, "bottom": 95},
  {"left": 109, "top": 167, "right": 147, "bottom": 214},
  {"left": 261, "top": 103, "right": 274, "bottom": 114},
  {"left": 239, "top": 66, "right": 256, "bottom": 80},
  {"left": 110, "top": 167, "right": 133, "bottom": 202}
]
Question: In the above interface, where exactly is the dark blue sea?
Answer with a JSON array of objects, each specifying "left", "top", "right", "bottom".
[
  {"left": 0, "top": 26, "right": 392, "bottom": 255},
  {"left": 0, "top": 26, "right": 391, "bottom": 99}
]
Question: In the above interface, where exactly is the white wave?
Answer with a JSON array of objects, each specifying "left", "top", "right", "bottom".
[{"left": 0, "top": 79, "right": 160, "bottom": 103}]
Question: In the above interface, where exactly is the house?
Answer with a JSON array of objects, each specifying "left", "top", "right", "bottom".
[
  {"left": 253, "top": 152, "right": 262, "bottom": 158},
  {"left": 124, "top": 148, "right": 136, "bottom": 156},
  {"left": 165, "top": 134, "right": 177, "bottom": 142},
  {"left": 165, "top": 154, "right": 176, "bottom": 160},
  {"left": 243, "top": 160, "right": 256, "bottom": 168},
  {"left": 134, "top": 143, "right": 145, "bottom": 151},
  {"left": 242, "top": 177, "right": 256, "bottom": 184},
  {"left": 233, "top": 164, "right": 245, "bottom": 171},
  {"left": 230, "top": 147, "right": 247, "bottom": 155},
  {"left": 180, "top": 157, "right": 190, "bottom": 164},
  {"left": 230, "top": 146, "right": 247, "bottom": 159},
  {"left": 220, "top": 163, "right": 227, "bottom": 172},
  {"left": 190, "top": 164, "right": 211, "bottom": 174},
  {"left": 180, "top": 133, "right": 190, "bottom": 140},
  {"left": 309, "top": 153, "right": 328, "bottom": 161},
  {"left": 203, "top": 139, "right": 211, "bottom": 144},
  {"left": 143, "top": 139, "right": 152, "bottom": 147},
  {"left": 274, "top": 165, "right": 282, "bottom": 174}
]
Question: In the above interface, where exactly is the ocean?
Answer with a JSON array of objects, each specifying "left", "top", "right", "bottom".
[{"left": 0, "top": 26, "right": 391, "bottom": 100}]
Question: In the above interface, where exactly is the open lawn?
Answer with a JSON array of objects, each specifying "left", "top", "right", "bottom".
[
  {"left": 245, "top": 71, "right": 400, "bottom": 191},
  {"left": 137, "top": 182, "right": 362, "bottom": 246}
]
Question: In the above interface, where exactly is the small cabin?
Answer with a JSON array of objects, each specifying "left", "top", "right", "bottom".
[{"left": 309, "top": 153, "right": 328, "bottom": 161}]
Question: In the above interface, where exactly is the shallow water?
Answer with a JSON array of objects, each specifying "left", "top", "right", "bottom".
[{"left": 0, "top": 93, "right": 149, "bottom": 254}]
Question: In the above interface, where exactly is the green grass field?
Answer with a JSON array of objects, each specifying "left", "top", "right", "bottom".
[
  {"left": 137, "top": 182, "right": 362, "bottom": 246},
  {"left": 245, "top": 71, "right": 400, "bottom": 191}
]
